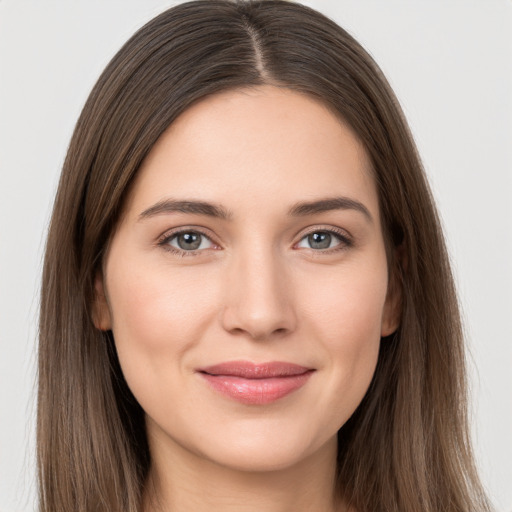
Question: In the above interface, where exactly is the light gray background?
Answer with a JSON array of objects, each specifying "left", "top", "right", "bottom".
[{"left": 1, "top": 1, "right": 511, "bottom": 510}]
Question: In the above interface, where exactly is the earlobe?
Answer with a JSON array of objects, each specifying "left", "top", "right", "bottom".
[{"left": 92, "top": 272, "right": 112, "bottom": 331}]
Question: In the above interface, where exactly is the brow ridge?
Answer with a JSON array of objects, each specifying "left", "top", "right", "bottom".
[
  {"left": 138, "top": 196, "right": 372, "bottom": 223},
  {"left": 287, "top": 197, "right": 373, "bottom": 222},
  {"left": 138, "top": 199, "right": 233, "bottom": 221}
]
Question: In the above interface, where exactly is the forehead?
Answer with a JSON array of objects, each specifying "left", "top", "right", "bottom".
[{"left": 125, "top": 85, "right": 378, "bottom": 221}]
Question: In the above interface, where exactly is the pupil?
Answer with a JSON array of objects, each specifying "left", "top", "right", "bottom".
[
  {"left": 178, "top": 232, "right": 201, "bottom": 250},
  {"left": 309, "top": 232, "right": 331, "bottom": 249}
]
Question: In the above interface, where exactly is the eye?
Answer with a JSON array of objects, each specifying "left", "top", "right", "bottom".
[
  {"left": 296, "top": 230, "right": 350, "bottom": 251},
  {"left": 162, "top": 230, "right": 215, "bottom": 252}
]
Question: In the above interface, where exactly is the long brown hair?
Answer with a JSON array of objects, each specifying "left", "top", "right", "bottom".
[{"left": 38, "top": 1, "right": 492, "bottom": 511}]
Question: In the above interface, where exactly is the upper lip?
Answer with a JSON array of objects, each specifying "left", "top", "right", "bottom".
[{"left": 198, "top": 361, "right": 313, "bottom": 379}]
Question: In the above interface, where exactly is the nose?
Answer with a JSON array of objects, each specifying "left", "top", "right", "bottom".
[{"left": 220, "top": 246, "right": 297, "bottom": 341}]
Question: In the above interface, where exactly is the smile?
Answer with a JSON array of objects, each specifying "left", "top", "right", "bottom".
[{"left": 197, "top": 361, "right": 315, "bottom": 405}]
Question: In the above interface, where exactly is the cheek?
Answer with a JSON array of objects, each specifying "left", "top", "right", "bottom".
[
  {"left": 299, "top": 257, "right": 388, "bottom": 420},
  {"left": 108, "top": 261, "right": 217, "bottom": 343},
  {"left": 105, "top": 259, "right": 219, "bottom": 399},
  {"left": 303, "top": 255, "right": 388, "bottom": 342}
]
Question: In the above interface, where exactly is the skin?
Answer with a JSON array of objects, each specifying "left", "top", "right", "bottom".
[{"left": 94, "top": 85, "right": 399, "bottom": 512}]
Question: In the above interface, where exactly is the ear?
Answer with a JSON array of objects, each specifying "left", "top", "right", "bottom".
[
  {"left": 381, "top": 247, "right": 405, "bottom": 337},
  {"left": 92, "top": 271, "right": 112, "bottom": 331}
]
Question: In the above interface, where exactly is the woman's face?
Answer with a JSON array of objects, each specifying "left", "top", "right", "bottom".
[{"left": 95, "top": 85, "right": 398, "bottom": 473}]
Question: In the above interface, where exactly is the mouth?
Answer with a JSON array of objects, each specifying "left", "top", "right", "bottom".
[{"left": 196, "top": 361, "right": 315, "bottom": 405}]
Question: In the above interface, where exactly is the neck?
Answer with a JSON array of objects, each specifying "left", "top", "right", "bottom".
[{"left": 143, "top": 432, "right": 343, "bottom": 512}]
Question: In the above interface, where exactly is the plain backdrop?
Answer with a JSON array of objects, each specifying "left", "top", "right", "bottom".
[{"left": 0, "top": 1, "right": 511, "bottom": 511}]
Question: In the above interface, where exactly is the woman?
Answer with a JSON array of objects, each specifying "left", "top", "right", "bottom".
[{"left": 37, "top": 1, "right": 493, "bottom": 511}]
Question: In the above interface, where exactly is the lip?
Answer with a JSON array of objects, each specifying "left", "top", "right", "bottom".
[{"left": 197, "top": 361, "right": 315, "bottom": 405}]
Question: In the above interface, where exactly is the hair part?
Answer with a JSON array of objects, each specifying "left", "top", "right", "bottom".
[{"left": 38, "top": 1, "right": 492, "bottom": 511}]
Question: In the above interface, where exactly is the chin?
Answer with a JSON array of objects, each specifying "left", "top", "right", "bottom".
[{"left": 193, "top": 425, "right": 336, "bottom": 474}]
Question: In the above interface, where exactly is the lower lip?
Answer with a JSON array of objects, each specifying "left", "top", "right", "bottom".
[{"left": 199, "top": 371, "right": 314, "bottom": 405}]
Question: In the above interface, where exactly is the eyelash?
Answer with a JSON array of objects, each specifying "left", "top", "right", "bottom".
[
  {"left": 157, "top": 226, "right": 353, "bottom": 257},
  {"left": 157, "top": 227, "right": 217, "bottom": 257},
  {"left": 295, "top": 227, "right": 353, "bottom": 255}
]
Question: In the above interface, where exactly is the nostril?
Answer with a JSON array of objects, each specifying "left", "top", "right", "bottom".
[{"left": 220, "top": 288, "right": 297, "bottom": 339}]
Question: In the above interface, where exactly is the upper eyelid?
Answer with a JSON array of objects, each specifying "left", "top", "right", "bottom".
[
  {"left": 295, "top": 228, "right": 352, "bottom": 249},
  {"left": 296, "top": 225, "right": 352, "bottom": 241},
  {"left": 158, "top": 226, "right": 217, "bottom": 244}
]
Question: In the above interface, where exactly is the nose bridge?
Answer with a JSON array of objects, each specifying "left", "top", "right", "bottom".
[{"left": 221, "top": 240, "right": 296, "bottom": 339}]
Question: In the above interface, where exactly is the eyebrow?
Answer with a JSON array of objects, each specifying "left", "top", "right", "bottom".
[
  {"left": 288, "top": 197, "right": 373, "bottom": 223},
  {"left": 138, "top": 196, "right": 372, "bottom": 223},
  {"left": 138, "top": 199, "right": 233, "bottom": 221}
]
